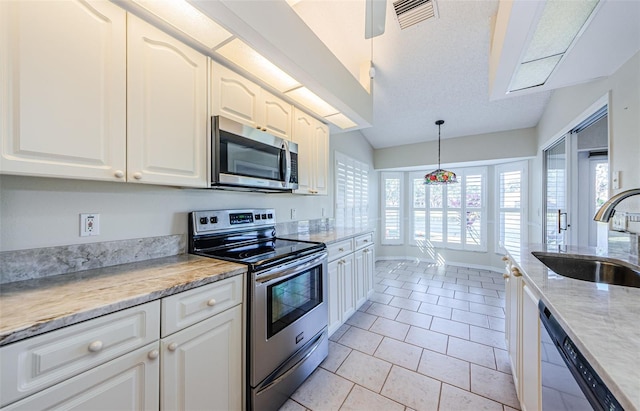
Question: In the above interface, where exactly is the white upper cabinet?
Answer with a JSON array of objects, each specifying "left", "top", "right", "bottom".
[
  {"left": 292, "top": 108, "right": 329, "bottom": 195},
  {"left": 0, "top": 0, "right": 127, "bottom": 181},
  {"left": 211, "top": 62, "right": 292, "bottom": 139},
  {"left": 127, "top": 15, "right": 208, "bottom": 187}
]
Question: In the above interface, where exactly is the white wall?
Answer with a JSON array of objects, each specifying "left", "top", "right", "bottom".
[
  {"left": 0, "top": 131, "right": 376, "bottom": 252},
  {"left": 531, "top": 51, "right": 640, "bottom": 239}
]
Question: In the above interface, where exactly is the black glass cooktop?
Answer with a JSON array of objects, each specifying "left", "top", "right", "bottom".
[{"left": 197, "top": 238, "right": 325, "bottom": 268}]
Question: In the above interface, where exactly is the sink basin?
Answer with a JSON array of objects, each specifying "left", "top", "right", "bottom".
[{"left": 532, "top": 252, "right": 640, "bottom": 288}]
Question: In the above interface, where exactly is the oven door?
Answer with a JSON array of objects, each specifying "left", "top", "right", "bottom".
[
  {"left": 251, "top": 251, "right": 328, "bottom": 386},
  {"left": 213, "top": 116, "right": 298, "bottom": 191}
]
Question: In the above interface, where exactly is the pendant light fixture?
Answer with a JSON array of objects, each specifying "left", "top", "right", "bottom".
[{"left": 424, "top": 120, "right": 458, "bottom": 184}]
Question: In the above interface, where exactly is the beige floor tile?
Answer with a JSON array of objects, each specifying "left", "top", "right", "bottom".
[
  {"left": 395, "top": 309, "right": 433, "bottom": 329},
  {"left": 374, "top": 337, "right": 423, "bottom": 370},
  {"left": 454, "top": 291, "right": 487, "bottom": 303},
  {"left": 427, "top": 286, "right": 456, "bottom": 298},
  {"left": 488, "top": 316, "right": 506, "bottom": 332},
  {"left": 278, "top": 399, "right": 307, "bottom": 411},
  {"left": 388, "top": 296, "right": 421, "bottom": 311},
  {"left": 468, "top": 286, "right": 500, "bottom": 297},
  {"left": 417, "top": 348, "right": 470, "bottom": 390},
  {"left": 336, "top": 350, "right": 392, "bottom": 392},
  {"left": 484, "top": 295, "right": 506, "bottom": 307},
  {"left": 470, "top": 325, "right": 507, "bottom": 349},
  {"left": 451, "top": 309, "right": 490, "bottom": 328},
  {"left": 494, "top": 348, "right": 511, "bottom": 374},
  {"left": 380, "top": 278, "right": 405, "bottom": 288},
  {"left": 368, "top": 292, "right": 393, "bottom": 304},
  {"left": 357, "top": 300, "right": 373, "bottom": 312},
  {"left": 384, "top": 286, "right": 413, "bottom": 298},
  {"left": 291, "top": 368, "right": 354, "bottom": 411},
  {"left": 430, "top": 317, "right": 470, "bottom": 339},
  {"left": 442, "top": 282, "right": 469, "bottom": 293},
  {"left": 345, "top": 310, "right": 377, "bottom": 330},
  {"left": 457, "top": 278, "right": 483, "bottom": 287},
  {"left": 439, "top": 383, "right": 503, "bottom": 411},
  {"left": 405, "top": 326, "right": 448, "bottom": 353},
  {"left": 320, "top": 341, "right": 352, "bottom": 373},
  {"left": 370, "top": 316, "right": 410, "bottom": 340},
  {"left": 408, "top": 290, "right": 439, "bottom": 304},
  {"left": 447, "top": 337, "right": 496, "bottom": 368},
  {"left": 418, "top": 302, "right": 453, "bottom": 319},
  {"left": 402, "top": 282, "right": 429, "bottom": 292},
  {"left": 339, "top": 385, "right": 404, "bottom": 411},
  {"left": 380, "top": 365, "right": 441, "bottom": 411},
  {"left": 469, "top": 302, "right": 506, "bottom": 318},
  {"left": 338, "top": 326, "right": 384, "bottom": 355},
  {"left": 366, "top": 302, "right": 401, "bottom": 319},
  {"left": 330, "top": 324, "right": 351, "bottom": 342},
  {"left": 438, "top": 296, "right": 471, "bottom": 310},
  {"left": 471, "top": 364, "right": 520, "bottom": 409}
]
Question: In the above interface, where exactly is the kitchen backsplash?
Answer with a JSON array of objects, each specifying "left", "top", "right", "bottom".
[
  {"left": 0, "top": 217, "right": 336, "bottom": 285},
  {"left": 0, "top": 235, "right": 185, "bottom": 284}
]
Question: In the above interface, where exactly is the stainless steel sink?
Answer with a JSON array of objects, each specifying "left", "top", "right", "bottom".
[{"left": 532, "top": 252, "right": 640, "bottom": 288}]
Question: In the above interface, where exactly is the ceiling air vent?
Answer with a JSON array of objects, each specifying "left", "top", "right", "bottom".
[{"left": 393, "top": 0, "right": 438, "bottom": 30}]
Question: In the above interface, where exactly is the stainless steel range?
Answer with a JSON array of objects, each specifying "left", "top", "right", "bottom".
[{"left": 188, "top": 209, "right": 328, "bottom": 411}]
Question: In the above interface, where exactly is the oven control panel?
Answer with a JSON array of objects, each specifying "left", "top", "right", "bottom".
[{"left": 191, "top": 209, "right": 276, "bottom": 235}]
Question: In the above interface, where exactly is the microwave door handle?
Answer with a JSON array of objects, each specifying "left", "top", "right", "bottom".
[{"left": 282, "top": 140, "right": 292, "bottom": 186}]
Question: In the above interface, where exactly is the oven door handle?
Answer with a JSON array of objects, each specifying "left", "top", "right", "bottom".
[{"left": 255, "top": 251, "right": 327, "bottom": 285}]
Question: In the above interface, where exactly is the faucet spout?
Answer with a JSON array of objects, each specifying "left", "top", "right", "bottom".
[{"left": 593, "top": 188, "right": 640, "bottom": 222}]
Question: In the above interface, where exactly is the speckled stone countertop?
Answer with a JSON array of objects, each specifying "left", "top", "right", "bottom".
[
  {"left": 0, "top": 254, "right": 246, "bottom": 347},
  {"left": 280, "top": 227, "right": 374, "bottom": 244},
  {"left": 505, "top": 243, "right": 640, "bottom": 411}
]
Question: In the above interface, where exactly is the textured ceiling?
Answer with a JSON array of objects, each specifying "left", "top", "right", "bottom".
[{"left": 291, "top": 0, "right": 552, "bottom": 148}]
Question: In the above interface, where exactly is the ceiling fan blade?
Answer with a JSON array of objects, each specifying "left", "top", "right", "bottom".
[{"left": 365, "top": 0, "right": 386, "bottom": 39}]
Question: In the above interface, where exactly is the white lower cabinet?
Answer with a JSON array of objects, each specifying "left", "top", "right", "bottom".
[
  {"left": 161, "top": 305, "right": 242, "bottom": 411},
  {"left": 327, "top": 233, "right": 375, "bottom": 336},
  {"left": 2, "top": 342, "right": 160, "bottom": 411},
  {"left": 503, "top": 255, "right": 541, "bottom": 411},
  {"left": 0, "top": 276, "right": 244, "bottom": 411}
]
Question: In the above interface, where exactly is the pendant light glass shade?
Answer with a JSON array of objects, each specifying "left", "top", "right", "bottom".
[{"left": 424, "top": 120, "right": 458, "bottom": 185}]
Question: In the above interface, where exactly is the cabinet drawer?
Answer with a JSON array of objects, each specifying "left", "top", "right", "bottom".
[
  {"left": 161, "top": 275, "right": 243, "bottom": 337},
  {"left": 0, "top": 301, "right": 160, "bottom": 407},
  {"left": 354, "top": 233, "right": 373, "bottom": 249},
  {"left": 327, "top": 239, "right": 354, "bottom": 261}
]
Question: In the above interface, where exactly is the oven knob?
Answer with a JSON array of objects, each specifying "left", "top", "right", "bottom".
[
  {"left": 267, "top": 213, "right": 273, "bottom": 219},
  {"left": 262, "top": 214, "right": 267, "bottom": 219},
  {"left": 199, "top": 217, "right": 208, "bottom": 225},
  {"left": 255, "top": 214, "right": 261, "bottom": 220},
  {"left": 210, "top": 216, "right": 217, "bottom": 224}
]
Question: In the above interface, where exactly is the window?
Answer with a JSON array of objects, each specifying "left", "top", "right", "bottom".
[
  {"left": 496, "top": 161, "right": 528, "bottom": 253},
  {"left": 381, "top": 172, "right": 403, "bottom": 244},
  {"left": 410, "top": 167, "right": 487, "bottom": 251},
  {"left": 335, "top": 151, "right": 369, "bottom": 229}
]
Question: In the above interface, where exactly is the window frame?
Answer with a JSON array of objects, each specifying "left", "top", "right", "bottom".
[
  {"left": 495, "top": 160, "right": 529, "bottom": 254},
  {"left": 381, "top": 171, "right": 404, "bottom": 245},
  {"left": 335, "top": 151, "right": 369, "bottom": 229}
]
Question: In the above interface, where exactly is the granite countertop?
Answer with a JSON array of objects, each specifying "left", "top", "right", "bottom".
[
  {"left": 0, "top": 254, "right": 246, "bottom": 347},
  {"left": 280, "top": 227, "right": 374, "bottom": 244},
  {"left": 505, "top": 243, "right": 640, "bottom": 411}
]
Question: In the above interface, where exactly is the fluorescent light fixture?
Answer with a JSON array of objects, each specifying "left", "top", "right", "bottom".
[
  {"left": 509, "top": 0, "right": 599, "bottom": 92},
  {"left": 324, "top": 113, "right": 357, "bottom": 129},
  {"left": 285, "top": 87, "right": 339, "bottom": 117},
  {"left": 216, "top": 38, "right": 301, "bottom": 92},
  {"left": 132, "top": 0, "right": 232, "bottom": 49}
]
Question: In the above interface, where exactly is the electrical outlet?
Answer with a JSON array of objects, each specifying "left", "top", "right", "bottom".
[
  {"left": 80, "top": 213, "right": 100, "bottom": 237},
  {"left": 291, "top": 208, "right": 296, "bottom": 220}
]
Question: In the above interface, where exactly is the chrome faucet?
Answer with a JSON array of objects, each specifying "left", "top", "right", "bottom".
[{"left": 593, "top": 188, "right": 640, "bottom": 222}]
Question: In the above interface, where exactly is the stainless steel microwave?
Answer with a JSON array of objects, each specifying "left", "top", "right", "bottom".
[{"left": 211, "top": 116, "right": 298, "bottom": 192}]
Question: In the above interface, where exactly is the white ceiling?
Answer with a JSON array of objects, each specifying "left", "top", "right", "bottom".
[{"left": 289, "top": 0, "right": 640, "bottom": 149}]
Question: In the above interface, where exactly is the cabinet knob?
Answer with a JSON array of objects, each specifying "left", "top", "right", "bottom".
[
  {"left": 148, "top": 349, "right": 159, "bottom": 360},
  {"left": 503, "top": 273, "right": 510, "bottom": 279},
  {"left": 363, "top": 239, "right": 369, "bottom": 243},
  {"left": 88, "top": 340, "right": 103, "bottom": 352},
  {"left": 167, "top": 342, "right": 179, "bottom": 352},
  {"left": 501, "top": 255, "right": 509, "bottom": 262},
  {"left": 338, "top": 248, "right": 344, "bottom": 252},
  {"left": 114, "top": 170, "right": 125, "bottom": 179},
  {"left": 207, "top": 298, "right": 216, "bottom": 307},
  {"left": 262, "top": 127, "right": 267, "bottom": 132},
  {"left": 133, "top": 172, "right": 143, "bottom": 180},
  {"left": 511, "top": 267, "right": 522, "bottom": 277}
]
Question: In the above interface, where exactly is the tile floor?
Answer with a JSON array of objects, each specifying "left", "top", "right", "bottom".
[{"left": 280, "top": 259, "right": 521, "bottom": 411}]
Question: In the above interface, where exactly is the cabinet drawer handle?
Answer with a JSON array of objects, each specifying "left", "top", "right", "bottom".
[
  {"left": 168, "top": 342, "right": 179, "bottom": 352},
  {"left": 114, "top": 170, "right": 125, "bottom": 179},
  {"left": 363, "top": 239, "right": 369, "bottom": 243},
  {"left": 132, "top": 172, "right": 143, "bottom": 180},
  {"left": 338, "top": 248, "right": 344, "bottom": 252},
  {"left": 88, "top": 340, "right": 103, "bottom": 353},
  {"left": 148, "top": 349, "right": 159, "bottom": 360},
  {"left": 511, "top": 267, "right": 522, "bottom": 277},
  {"left": 207, "top": 298, "right": 217, "bottom": 307}
]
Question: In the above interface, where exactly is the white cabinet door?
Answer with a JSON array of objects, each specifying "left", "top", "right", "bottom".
[
  {"left": 328, "top": 259, "right": 343, "bottom": 336},
  {"left": 312, "top": 121, "right": 329, "bottom": 195},
  {"left": 521, "top": 283, "right": 541, "bottom": 411},
  {"left": 3, "top": 343, "right": 160, "bottom": 411},
  {"left": 506, "top": 267, "right": 521, "bottom": 396},
  {"left": 292, "top": 109, "right": 314, "bottom": 194},
  {"left": 0, "top": 0, "right": 127, "bottom": 181},
  {"left": 260, "top": 90, "right": 292, "bottom": 140},
  {"left": 127, "top": 15, "right": 208, "bottom": 187},
  {"left": 341, "top": 254, "right": 356, "bottom": 320},
  {"left": 354, "top": 249, "right": 367, "bottom": 309},
  {"left": 211, "top": 62, "right": 260, "bottom": 128},
  {"left": 161, "top": 305, "right": 242, "bottom": 411},
  {"left": 362, "top": 245, "right": 375, "bottom": 299}
]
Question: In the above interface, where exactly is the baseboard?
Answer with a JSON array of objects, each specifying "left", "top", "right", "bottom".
[{"left": 375, "top": 255, "right": 503, "bottom": 274}]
